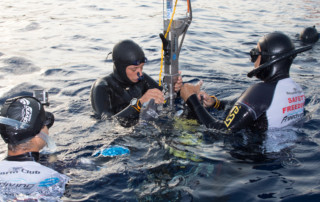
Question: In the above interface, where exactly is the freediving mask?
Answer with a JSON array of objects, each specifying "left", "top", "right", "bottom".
[
  {"left": 131, "top": 57, "right": 148, "bottom": 66},
  {"left": 250, "top": 48, "right": 273, "bottom": 63}
]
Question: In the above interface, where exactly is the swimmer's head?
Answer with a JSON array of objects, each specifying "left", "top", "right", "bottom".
[
  {"left": 0, "top": 96, "right": 54, "bottom": 145},
  {"left": 248, "top": 32, "right": 311, "bottom": 82},
  {"left": 112, "top": 40, "right": 147, "bottom": 85},
  {"left": 300, "top": 26, "right": 319, "bottom": 45}
]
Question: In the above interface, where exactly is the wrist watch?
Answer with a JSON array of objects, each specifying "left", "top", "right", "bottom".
[
  {"left": 130, "top": 98, "right": 138, "bottom": 106},
  {"left": 130, "top": 98, "right": 141, "bottom": 112}
]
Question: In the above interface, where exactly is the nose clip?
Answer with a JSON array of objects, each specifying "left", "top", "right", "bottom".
[{"left": 137, "top": 72, "right": 144, "bottom": 81}]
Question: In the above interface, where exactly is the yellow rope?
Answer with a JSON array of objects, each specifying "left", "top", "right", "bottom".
[{"left": 159, "top": 0, "right": 178, "bottom": 86}]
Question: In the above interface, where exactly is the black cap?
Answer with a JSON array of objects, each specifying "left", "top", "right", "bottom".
[
  {"left": 300, "top": 26, "right": 319, "bottom": 44},
  {"left": 0, "top": 96, "right": 54, "bottom": 145}
]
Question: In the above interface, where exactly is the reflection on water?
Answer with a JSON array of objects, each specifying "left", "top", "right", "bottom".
[{"left": 0, "top": 0, "right": 320, "bottom": 201}]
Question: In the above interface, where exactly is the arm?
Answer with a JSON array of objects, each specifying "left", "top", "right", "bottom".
[
  {"left": 90, "top": 79, "right": 114, "bottom": 119},
  {"left": 186, "top": 94, "right": 256, "bottom": 131},
  {"left": 181, "top": 83, "right": 257, "bottom": 132},
  {"left": 139, "top": 73, "right": 165, "bottom": 105},
  {"left": 114, "top": 103, "right": 141, "bottom": 127},
  {"left": 90, "top": 78, "right": 140, "bottom": 125},
  {"left": 198, "top": 91, "right": 226, "bottom": 110}
]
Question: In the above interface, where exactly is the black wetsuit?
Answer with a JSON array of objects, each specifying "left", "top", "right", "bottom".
[
  {"left": 90, "top": 72, "right": 162, "bottom": 126},
  {"left": 186, "top": 78, "right": 305, "bottom": 132}
]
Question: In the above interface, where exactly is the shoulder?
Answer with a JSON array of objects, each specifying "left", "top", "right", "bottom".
[
  {"left": 278, "top": 78, "right": 302, "bottom": 88},
  {"left": 237, "top": 81, "right": 278, "bottom": 117},
  {"left": 93, "top": 75, "right": 112, "bottom": 87},
  {"left": 142, "top": 72, "right": 162, "bottom": 90},
  {"left": 142, "top": 72, "right": 155, "bottom": 84},
  {"left": 0, "top": 160, "right": 61, "bottom": 176},
  {"left": 91, "top": 75, "right": 117, "bottom": 95},
  {"left": 241, "top": 82, "right": 277, "bottom": 101}
]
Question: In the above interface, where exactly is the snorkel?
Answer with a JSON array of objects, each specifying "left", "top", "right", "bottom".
[
  {"left": 38, "top": 131, "right": 57, "bottom": 153},
  {"left": 248, "top": 45, "right": 312, "bottom": 78}
]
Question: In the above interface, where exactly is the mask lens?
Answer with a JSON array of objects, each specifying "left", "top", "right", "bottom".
[
  {"left": 250, "top": 48, "right": 261, "bottom": 63},
  {"left": 44, "top": 112, "right": 54, "bottom": 129}
]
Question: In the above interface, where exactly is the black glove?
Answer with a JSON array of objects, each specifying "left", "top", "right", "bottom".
[{"left": 139, "top": 99, "right": 159, "bottom": 123}]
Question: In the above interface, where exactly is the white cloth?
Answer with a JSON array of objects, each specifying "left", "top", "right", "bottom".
[
  {"left": 0, "top": 160, "right": 69, "bottom": 201},
  {"left": 266, "top": 78, "right": 305, "bottom": 129}
]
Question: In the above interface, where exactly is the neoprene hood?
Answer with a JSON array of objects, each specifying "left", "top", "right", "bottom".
[
  {"left": 112, "top": 40, "right": 146, "bottom": 85},
  {"left": 248, "top": 32, "right": 312, "bottom": 82},
  {"left": 300, "top": 26, "right": 319, "bottom": 44}
]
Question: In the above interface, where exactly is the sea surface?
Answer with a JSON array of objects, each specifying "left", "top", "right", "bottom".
[{"left": 0, "top": 0, "right": 320, "bottom": 201}]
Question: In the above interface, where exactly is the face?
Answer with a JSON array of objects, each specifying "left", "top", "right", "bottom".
[
  {"left": 254, "top": 43, "right": 262, "bottom": 68},
  {"left": 125, "top": 63, "right": 144, "bottom": 83}
]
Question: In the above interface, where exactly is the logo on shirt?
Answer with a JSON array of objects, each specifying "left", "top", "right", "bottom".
[
  {"left": 0, "top": 181, "right": 35, "bottom": 189},
  {"left": 0, "top": 167, "right": 40, "bottom": 175},
  {"left": 39, "top": 177, "right": 60, "bottom": 187},
  {"left": 281, "top": 113, "right": 304, "bottom": 124},
  {"left": 286, "top": 88, "right": 303, "bottom": 95},
  {"left": 281, "top": 94, "right": 305, "bottom": 124},
  {"left": 282, "top": 95, "right": 305, "bottom": 114}
]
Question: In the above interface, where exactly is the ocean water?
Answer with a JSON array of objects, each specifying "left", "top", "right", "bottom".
[{"left": 0, "top": 0, "right": 320, "bottom": 201}]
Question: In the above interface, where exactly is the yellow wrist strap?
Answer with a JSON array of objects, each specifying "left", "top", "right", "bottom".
[
  {"left": 210, "top": 96, "right": 220, "bottom": 109},
  {"left": 131, "top": 99, "right": 141, "bottom": 112}
]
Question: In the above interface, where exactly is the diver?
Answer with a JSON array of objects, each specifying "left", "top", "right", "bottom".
[
  {"left": 0, "top": 96, "right": 69, "bottom": 201},
  {"left": 299, "top": 26, "right": 319, "bottom": 45},
  {"left": 180, "top": 32, "right": 312, "bottom": 132},
  {"left": 90, "top": 39, "right": 182, "bottom": 127}
]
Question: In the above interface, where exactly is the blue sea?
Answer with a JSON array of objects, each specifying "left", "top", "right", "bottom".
[{"left": 0, "top": 0, "right": 320, "bottom": 201}]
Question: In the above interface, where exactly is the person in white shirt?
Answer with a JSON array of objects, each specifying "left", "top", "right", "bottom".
[
  {"left": 0, "top": 96, "right": 69, "bottom": 201},
  {"left": 180, "top": 32, "right": 312, "bottom": 132}
]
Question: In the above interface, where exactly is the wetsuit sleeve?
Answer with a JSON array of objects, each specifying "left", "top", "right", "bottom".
[
  {"left": 114, "top": 105, "right": 140, "bottom": 127},
  {"left": 206, "top": 98, "right": 227, "bottom": 111},
  {"left": 91, "top": 83, "right": 140, "bottom": 127},
  {"left": 222, "top": 102, "right": 255, "bottom": 131},
  {"left": 113, "top": 73, "right": 161, "bottom": 127},
  {"left": 90, "top": 79, "right": 114, "bottom": 119},
  {"left": 186, "top": 94, "right": 256, "bottom": 132}
]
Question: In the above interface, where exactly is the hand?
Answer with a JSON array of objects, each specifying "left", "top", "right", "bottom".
[
  {"left": 140, "top": 88, "right": 165, "bottom": 105},
  {"left": 198, "top": 91, "right": 215, "bottom": 108},
  {"left": 140, "top": 99, "right": 159, "bottom": 123},
  {"left": 180, "top": 81, "right": 202, "bottom": 102},
  {"left": 174, "top": 71, "right": 183, "bottom": 92}
]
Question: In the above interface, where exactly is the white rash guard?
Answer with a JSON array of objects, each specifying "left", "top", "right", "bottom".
[
  {"left": 266, "top": 78, "right": 305, "bottom": 128},
  {"left": 0, "top": 160, "right": 69, "bottom": 201}
]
